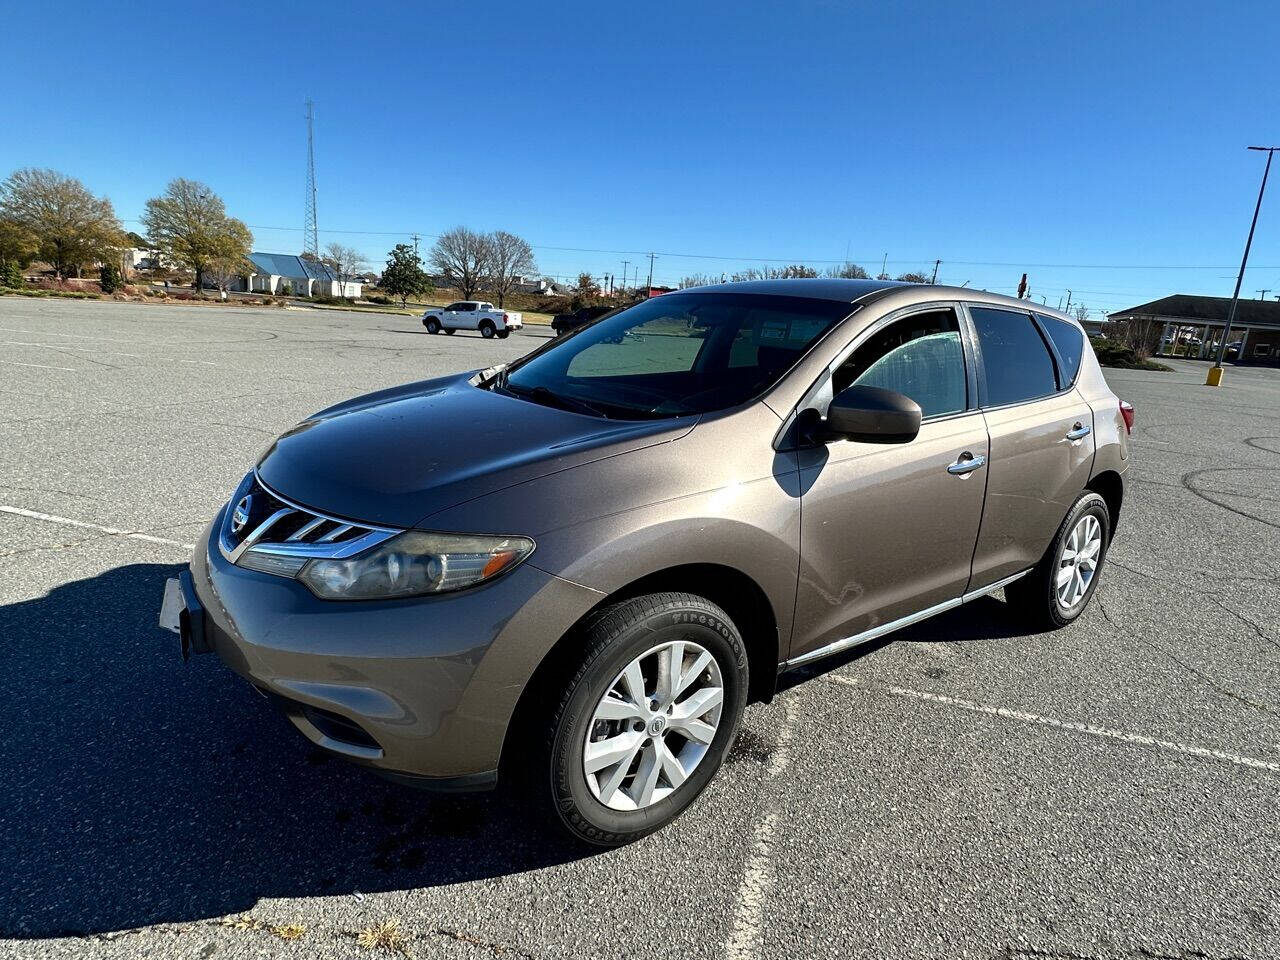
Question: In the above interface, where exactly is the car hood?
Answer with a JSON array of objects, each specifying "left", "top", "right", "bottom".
[{"left": 255, "top": 372, "right": 696, "bottom": 528}]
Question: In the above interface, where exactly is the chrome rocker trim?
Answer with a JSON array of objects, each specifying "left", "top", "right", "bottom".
[{"left": 783, "top": 569, "right": 1032, "bottom": 669}]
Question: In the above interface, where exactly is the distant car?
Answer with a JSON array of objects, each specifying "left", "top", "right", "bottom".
[
  {"left": 423, "top": 301, "right": 522, "bottom": 339},
  {"left": 551, "top": 305, "right": 617, "bottom": 336}
]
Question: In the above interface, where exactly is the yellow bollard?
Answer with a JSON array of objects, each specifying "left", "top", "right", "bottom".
[{"left": 1206, "top": 366, "right": 1225, "bottom": 387}]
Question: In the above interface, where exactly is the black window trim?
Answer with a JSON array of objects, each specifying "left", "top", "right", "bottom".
[
  {"left": 1030, "top": 311, "right": 1083, "bottom": 391},
  {"left": 959, "top": 302, "right": 1073, "bottom": 411}
]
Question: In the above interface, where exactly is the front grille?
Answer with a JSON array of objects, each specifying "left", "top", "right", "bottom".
[{"left": 219, "top": 472, "right": 400, "bottom": 573}]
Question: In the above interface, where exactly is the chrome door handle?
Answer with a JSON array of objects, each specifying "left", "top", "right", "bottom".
[
  {"left": 1066, "top": 422, "right": 1092, "bottom": 441},
  {"left": 947, "top": 453, "right": 986, "bottom": 475}
]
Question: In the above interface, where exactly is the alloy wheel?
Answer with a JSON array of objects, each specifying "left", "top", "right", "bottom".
[
  {"left": 1056, "top": 514, "right": 1102, "bottom": 609},
  {"left": 582, "top": 640, "right": 724, "bottom": 811}
]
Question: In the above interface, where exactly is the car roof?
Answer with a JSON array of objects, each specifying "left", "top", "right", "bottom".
[{"left": 671, "top": 277, "right": 1082, "bottom": 326}]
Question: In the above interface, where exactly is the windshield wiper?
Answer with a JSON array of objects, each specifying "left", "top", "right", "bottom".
[{"left": 506, "top": 383, "right": 611, "bottom": 419}]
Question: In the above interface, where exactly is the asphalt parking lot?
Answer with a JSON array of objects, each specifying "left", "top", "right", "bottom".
[{"left": 2, "top": 298, "right": 1278, "bottom": 960}]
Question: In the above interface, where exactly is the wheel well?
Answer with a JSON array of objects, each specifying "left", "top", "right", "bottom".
[
  {"left": 497, "top": 563, "right": 781, "bottom": 783},
  {"left": 1087, "top": 470, "right": 1123, "bottom": 534}
]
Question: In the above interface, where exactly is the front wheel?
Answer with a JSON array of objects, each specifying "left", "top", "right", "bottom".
[
  {"left": 424, "top": 317, "right": 441, "bottom": 334},
  {"left": 480, "top": 320, "right": 496, "bottom": 339},
  {"left": 533, "top": 593, "right": 748, "bottom": 847},
  {"left": 1005, "top": 490, "right": 1110, "bottom": 630}
]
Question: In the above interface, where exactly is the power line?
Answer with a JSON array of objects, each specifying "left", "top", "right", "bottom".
[{"left": 117, "top": 219, "right": 1280, "bottom": 275}]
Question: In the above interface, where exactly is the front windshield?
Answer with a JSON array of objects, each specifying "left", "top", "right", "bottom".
[{"left": 501, "top": 292, "right": 852, "bottom": 419}]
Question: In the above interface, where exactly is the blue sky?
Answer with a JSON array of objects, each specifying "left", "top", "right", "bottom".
[{"left": 4, "top": 0, "right": 1280, "bottom": 314}]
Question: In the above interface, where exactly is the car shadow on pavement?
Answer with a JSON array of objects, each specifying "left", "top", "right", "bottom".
[{"left": 0, "top": 563, "right": 594, "bottom": 939}]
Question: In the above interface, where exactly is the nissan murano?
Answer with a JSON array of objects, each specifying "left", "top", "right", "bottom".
[{"left": 162, "top": 279, "right": 1131, "bottom": 845}]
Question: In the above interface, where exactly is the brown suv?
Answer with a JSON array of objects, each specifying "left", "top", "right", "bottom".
[{"left": 164, "top": 279, "right": 1130, "bottom": 846}]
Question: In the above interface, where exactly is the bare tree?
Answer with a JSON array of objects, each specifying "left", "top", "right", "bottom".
[
  {"left": 825, "top": 262, "right": 870, "bottom": 279},
  {"left": 896, "top": 272, "right": 930, "bottom": 283},
  {"left": 0, "top": 168, "right": 122, "bottom": 278},
  {"left": 485, "top": 230, "right": 536, "bottom": 307},
  {"left": 322, "top": 242, "right": 366, "bottom": 297},
  {"left": 142, "top": 179, "right": 251, "bottom": 293},
  {"left": 429, "top": 227, "right": 491, "bottom": 299}
]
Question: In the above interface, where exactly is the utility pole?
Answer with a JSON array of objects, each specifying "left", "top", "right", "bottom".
[
  {"left": 930, "top": 259, "right": 941, "bottom": 284},
  {"left": 1210, "top": 146, "right": 1279, "bottom": 385},
  {"left": 1257, "top": 288, "right": 1271, "bottom": 300},
  {"left": 646, "top": 252, "right": 656, "bottom": 294},
  {"left": 880, "top": 253, "right": 888, "bottom": 278},
  {"left": 621, "top": 260, "right": 630, "bottom": 294},
  {"left": 410, "top": 233, "right": 421, "bottom": 255},
  {"left": 1064, "top": 290, "right": 1073, "bottom": 314}
]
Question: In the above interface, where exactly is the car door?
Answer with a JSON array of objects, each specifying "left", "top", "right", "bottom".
[
  {"left": 462, "top": 303, "right": 481, "bottom": 330},
  {"left": 440, "top": 302, "right": 462, "bottom": 327},
  {"left": 965, "top": 305, "right": 1096, "bottom": 588},
  {"left": 789, "top": 304, "right": 989, "bottom": 663}
]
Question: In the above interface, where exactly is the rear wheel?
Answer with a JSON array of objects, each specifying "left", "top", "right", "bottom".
[
  {"left": 480, "top": 320, "right": 496, "bottom": 339},
  {"left": 530, "top": 593, "right": 748, "bottom": 847},
  {"left": 1005, "top": 490, "right": 1110, "bottom": 630},
  {"left": 424, "top": 317, "right": 441, "bottom": 334},
  {"left": 443, "top": 327, "right": 456, "bottom": 335},
  {"left": 497, "top": 329, "right": 511, "bottom": 339}
]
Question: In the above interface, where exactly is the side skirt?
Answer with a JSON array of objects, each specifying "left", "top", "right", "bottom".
[{"left": 781, "top": 569, "right": 1031, "bottom": 670}]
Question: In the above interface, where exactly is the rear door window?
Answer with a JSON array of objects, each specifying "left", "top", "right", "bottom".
[
  {"left": 969, "top": 307, "right": 1058, "bottom": 406},
  {"left": 1035, "top": 313, "right": 1084, "bottom": 386}
]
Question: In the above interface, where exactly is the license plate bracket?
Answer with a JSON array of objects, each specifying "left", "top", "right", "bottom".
[{"left": 159, "top": 571, "right": 209, "bottom": 661}]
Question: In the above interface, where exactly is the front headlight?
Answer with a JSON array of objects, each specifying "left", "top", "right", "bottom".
[{"left": 297, "top": 531, "right": 534, "bottom": 601}]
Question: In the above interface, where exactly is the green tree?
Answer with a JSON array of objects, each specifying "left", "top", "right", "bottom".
[
  {"left": 0, "top": 168, "right": 123, "bottom": 278},
  {"left": 0, "top": 217, "right": 37, "bottom": 285},
  {"left": 99, "top": 262, "right": 124, "bottom": 293},
  {"left": 381, "top": 243, "right": 430, "bottom": 307},
  {"left": 141, "top": 178, "right": 251, "bottom": 294}
]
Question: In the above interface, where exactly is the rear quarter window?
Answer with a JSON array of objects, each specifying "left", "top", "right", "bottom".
[{"left": 1036, "top": 313, "right": 1085, "bottom": 386}]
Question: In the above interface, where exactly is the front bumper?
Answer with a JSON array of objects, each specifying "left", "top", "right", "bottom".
[{"left": 178, "top": 507, "right": 600, "bottom": 787}]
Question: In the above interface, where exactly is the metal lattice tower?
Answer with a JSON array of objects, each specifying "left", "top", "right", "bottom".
[{"left": 303, "top": 100, "right": 319, "bottom": 257}]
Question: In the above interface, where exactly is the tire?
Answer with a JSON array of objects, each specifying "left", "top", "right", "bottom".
[
  {"left": 424, "top": 317, "right": 441, "bottom": 334},
  {"left": 497, "top": 329, "right": 511, "bottom": 339},
  {"left": 443, "top": 327, "right": 456, "bottom": 335},
  {"left": 530, "top": 592, "right": 749, "bottom": 847},
  {"left": 1005, "top": 490, "right": 1110, "bottom": 630},
  {"left": 480, "top": 320, "right": 496, "bottom": 339}
]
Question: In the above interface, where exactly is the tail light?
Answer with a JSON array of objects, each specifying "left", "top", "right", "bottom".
[
  {"left": 1119, "top": 400, "right": 1134, "bottom": 435},
  {"left": 502, "top": 312, "right": 509, "bottom": 322}
]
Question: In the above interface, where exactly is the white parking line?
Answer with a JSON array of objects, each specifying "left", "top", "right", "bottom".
[
  {"left": 725, "top": 700, "right": 795, "bottom": 960},
  {"left": 828, "top": 675, "right": 1280, "bottom": 774},
  {"left": 0, "top": 358, "right": 76, "bottom": 372},
  {"left": 0, "top": 505, "right": 195, "bottom": 551}
]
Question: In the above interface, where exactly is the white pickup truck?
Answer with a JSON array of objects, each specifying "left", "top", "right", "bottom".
[{"left": 422, "top": 301, "right": 523, "bottom": 339}]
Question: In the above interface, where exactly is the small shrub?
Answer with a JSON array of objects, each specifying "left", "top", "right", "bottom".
[
  {"left": 100, "top": 263, "right": 124, "bottom": 294},
  {"left": 1, "top": 260, "right": 23, "bottom": 288},
  {"left": 1093, "top": 338, "right": 1172, "bottom": 371},
  {"left": 367, "top": 294, "right": 393, "bottom": 305}
]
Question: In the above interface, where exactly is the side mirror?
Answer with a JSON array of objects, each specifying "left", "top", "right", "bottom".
[{"left": 823, "top": 384, "right": 922, "bottom": 443}]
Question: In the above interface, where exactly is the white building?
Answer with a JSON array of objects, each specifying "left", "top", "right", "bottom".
[{"left": 238, "top": 252, "right": 363, "bottom": 298}]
